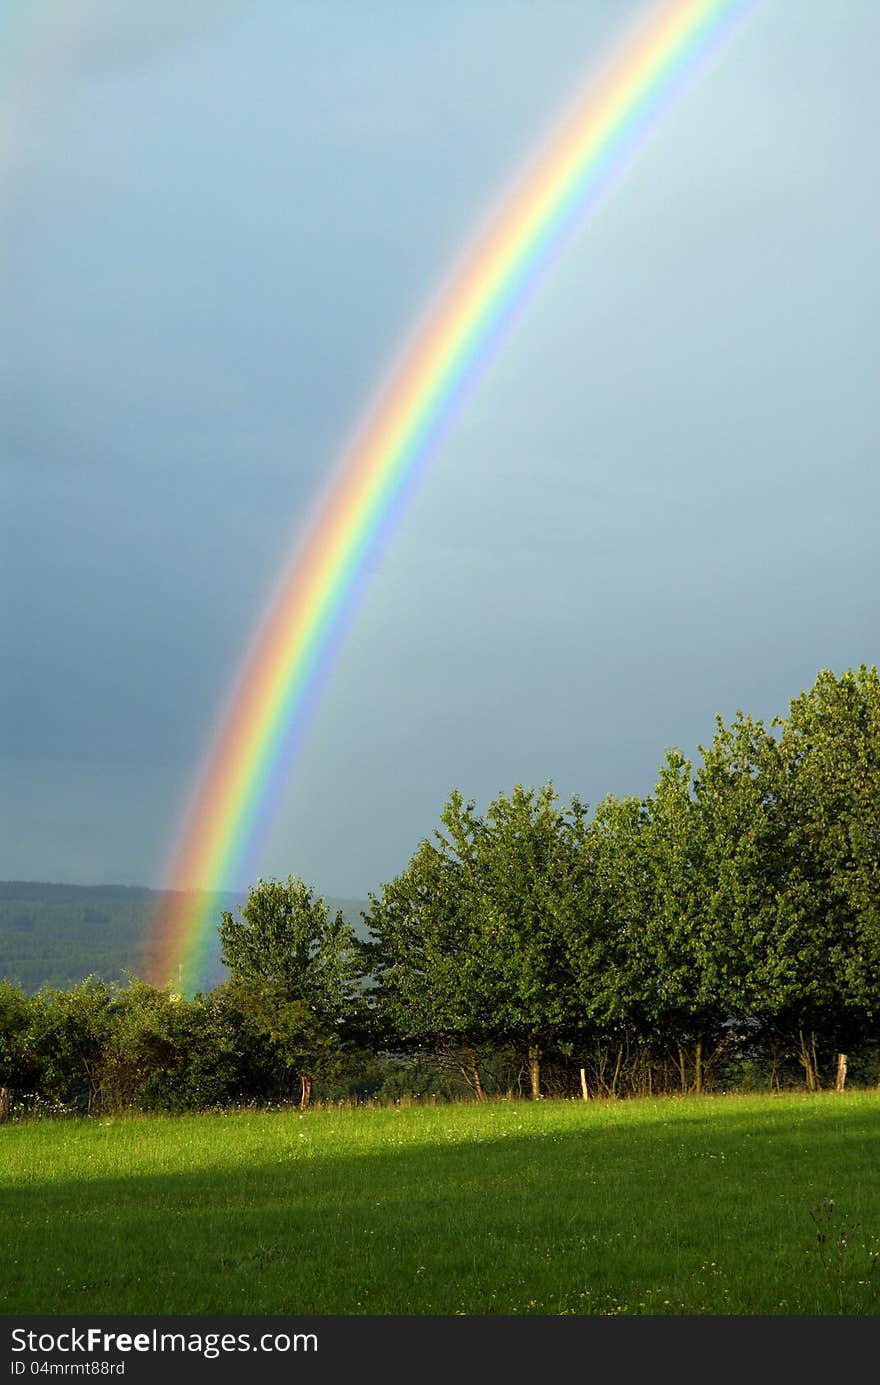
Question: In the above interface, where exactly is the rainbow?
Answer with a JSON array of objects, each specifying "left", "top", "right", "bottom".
[{"left": 150, "top": 0, "right": 756, "bottom": 993}]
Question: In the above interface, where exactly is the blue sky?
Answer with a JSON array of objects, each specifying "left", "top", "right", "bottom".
[{"left": 2, "top": 0, "right": 878, "bottom": 898}]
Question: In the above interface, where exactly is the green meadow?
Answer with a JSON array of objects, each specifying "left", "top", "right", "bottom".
[{"left": 3, "top": 1092, "right": 879, "bottom": 1316}]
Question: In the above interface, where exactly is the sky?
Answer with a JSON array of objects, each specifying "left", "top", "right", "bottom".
[{"left": 2, "top": 0, "right": 878, "bottom": 902}]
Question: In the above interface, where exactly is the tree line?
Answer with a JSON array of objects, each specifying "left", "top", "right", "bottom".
[{"left": 1, "top": 666, "right": 878, "bottom": 1119}]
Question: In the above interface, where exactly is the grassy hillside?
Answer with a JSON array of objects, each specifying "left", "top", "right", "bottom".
[
  {"left": 2, "top": 1092, "right": 879, "bottom": 1315},
  {"left": 0, "top": 882, "right": 370, "bottom": 994}
]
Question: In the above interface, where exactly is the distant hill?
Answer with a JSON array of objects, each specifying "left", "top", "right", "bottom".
[{"left": 0, "top": 882, "right": 371, "bottom": 995}]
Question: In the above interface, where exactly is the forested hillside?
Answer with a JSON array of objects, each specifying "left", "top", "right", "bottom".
[{"left": 0, "top": 883, "right": 369, "bottom": 994}]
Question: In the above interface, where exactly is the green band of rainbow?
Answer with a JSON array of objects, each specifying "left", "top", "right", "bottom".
[{"left": 150, "top": 0, "right": 756, "bottom": 993}]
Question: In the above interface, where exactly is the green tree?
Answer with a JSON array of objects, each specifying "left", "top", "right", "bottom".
[
  {"left": 643, "top": 670, "right": 880, "bottom": 1093},
  {"left": 218, "top": 876, "right": 361, "bottom": 1109},
  {"left": 768, "top": 666, "right": 880, "bottom": 1087},
  {"left": 568, "top": 792, "right": 654, "bottom": 1094},
  {"left": 627, "top": 752, "right": 728, "bottom": 1093},
  {"left": 689, "top": 712, "right": 807, "bottom": 1090},
  {"left": 369, "top": 785, "right": 591, "bottom": 1099},
  {"left": 596, "top": 748, "right": 766, "bottom": 1094},
  {"left": 0, "top": 980, "right": 37, "bottom": 1120},
  {"left": 102, "top": 982, "right": 247, "bottom": 1113},
  {"left": 365, "top": 830, "right": 493, "bottom": 1096},
  {"left": 30, "top": 976, "right": 117, "bottom": 1113}
]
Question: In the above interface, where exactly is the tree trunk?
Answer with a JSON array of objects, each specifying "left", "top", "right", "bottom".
[
  {"left": 84, "top": 1062, "right": 101, "bottom": 1116},
  {"left": 798, "top": 1029, "right": 819, "bottom": 1092},
  {"left": 693, "top": 1037, "right": 703, "bottom": 1096},
  {"left": 629, "top": 1045, "right": 652, "bottom": 1098},
  {"left": 456, "top": 1053, "right": 488, "bottom": 1101},
  {"left": 299, "top": 1073, "right": 313, "bottom": 1111},
  {"left": 676, "top": 1044, "right": 688, "bottom": 1095},
  {"left": 579, "top": 1067, "right": 590, "bottom": 1101},
  {"left": 610, "top": 1044, "right": 623, "bottom": 1098},
  {"left": 835, "top": 1053, "right": 847, "bottom": 1092},
  {"left": 467, "top": 1051, "right": 487, "bottom": 1101},
  {"left": 527, "top": 1043, "right": 541, "bottom": 1100},
  {"left": 594, "top": 1044, "right": 608, "bottom": 1096},
  {"left": 0, "top": 1086, "right": 11, "bottom": 1123}
]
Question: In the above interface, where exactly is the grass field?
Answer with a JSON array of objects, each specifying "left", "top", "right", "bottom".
[{"left": 3, "top": 1092, "right": 879, "bottom": 1315}]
